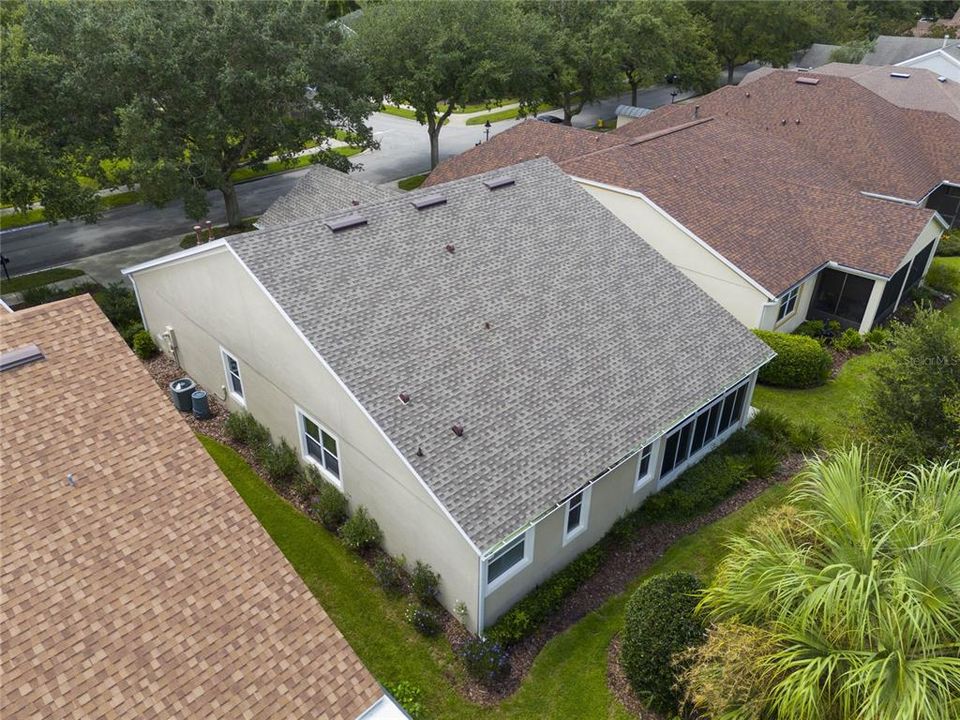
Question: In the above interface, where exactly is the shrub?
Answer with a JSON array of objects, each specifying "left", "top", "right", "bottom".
[
  {"left": 21, "top": 285, "right": 57, "bottom": 306},
  {"left": 457, "top": 636, "right": 510, "bottom": 686},
  {"left": 291, "top": 468, "right": 319, "bottom": 502},
  {"left": 743, "top": 446, "right": 781, "bottom": 478},
  {"left": 94, "top": 282, "right": 140, "bottom": 329},
  {"left": 724, "top": 426, "right": 769, "bottom": 457},
  {"left": 405, "top": 604, "right": 442, "bottom": 637},
  {"left": 312, "top": 474, "right": 349, "bottom": 531},
  {"left": 640, "top": 455, "right": 752, "bottom": 522},
  {"left": 924, "top": 260, "right": 960, "bottom": 295},
  {"left": 132, "top": 329, "right": 158, "bottom": 359},
  {"left": 753, "top": 330, "right": 831, "bottom": 388},
  {"left": 787, "top": 421, "right": 823, "bottom": 453},
  {"left": 385, "top": 681, "right": 423, "bottom": 719},
  {"left": 864, "top": 326, "right": 893, "bottom": 349},
  {"left": 224, "top": 411, "right": 271, "bottom": 449},
  {"left": 936, "top": 228, "right": 960, "bottom": 256},
  {"left": 749, "top": 409, "right": 793, "bottom": 447},
  {"left": 374, "top": 555, "right": 407, "bottom": 596},
  {"left": 120, "top": 321, "right": 144, "bottom": 347},
  {"left": 865, "top": 307, "right": 960, "bottom": 463},
  {"left": 792, "top": 319, "right": 824, "bottom": 339},
  {"left": 411, "top": 561, "right": 440, "bottom": 603},
  {"left": 339, "top": 506, "right": 383, "bottom": 552},
  {"left": 256, "top": 439, "right": 301, "bottom": 485},
  {"left": 832, "top": 327, "right": 865, "bottom": 353},
  {"left": 486, "top": 543, "right": 606, "bottom": 646},
  {"left": 621, "top": 572, "right": 706, "bottom": 714}
]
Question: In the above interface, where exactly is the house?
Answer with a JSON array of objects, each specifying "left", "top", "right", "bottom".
[
  {"left": 124, "top": 159, "right": 773, "bottom": 632},
  {"left": 743, "top": 64, "right": 960, "bottom": 122},
  {"left": 0, "top": 295, "right": 402, "bottom": 719},
  {"left": 426, "top": 70, "right": 957, "bottom": 333},
  {"left": 796, "top": 35, "right": 960, "bottom": 81},
  {"left": 257, "top": 164, "right": 396, "bottom": 229}
]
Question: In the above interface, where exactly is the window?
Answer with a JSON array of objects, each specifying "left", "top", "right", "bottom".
[
  {"left": 486, "top": 530, "right": 533, "bottom": 592},
  {"left": 298, "top": 410, "right": 341, "bottom": 484},
  {"left": 658, "top": 380, "right": 751, "bottom": 482},
  {"left": 776, "top": 286, "right": 800, "bottom": 322},
  {"left": 221, "top": 349, "right": 244, "bottom": 404},
  {"left": 563, "top": 487, "right": 591, "bottom": 545},
  {"left": 634, "top": 445, "right": 653, "bottom": 490}
]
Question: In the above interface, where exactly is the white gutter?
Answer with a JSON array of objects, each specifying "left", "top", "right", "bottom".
[
  {"left": 858, "top": 190, "right": 921, "bottom": 206},
  {"left": 569, "top": 176, "right": 778, "bottom": 300}
]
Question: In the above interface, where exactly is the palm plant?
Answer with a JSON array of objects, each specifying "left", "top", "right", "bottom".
[{"left": 689, "top": 447, "right": 960, "bottom": 720}]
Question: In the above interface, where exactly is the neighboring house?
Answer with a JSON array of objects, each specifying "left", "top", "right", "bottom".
[
  {"left": 0, "top": 295, "right": 402, "bottom": 720},
  {"left": 743, "top": 64, "right": 960, "bottom": 122},
  {"left": 257, "top": 164, "right": 396, "bottom": 229},
  {"left": 615, "top": 104, "right": 654, "bottom": 128},
  {"left": 124, "top": 159, "right": 773, "bottom": 632},
  {"left": 426, "top": 70, "right": 957, "bottom": 333},
  {"left": 797, "top": 35, "right": 960, "bottom": 81}
]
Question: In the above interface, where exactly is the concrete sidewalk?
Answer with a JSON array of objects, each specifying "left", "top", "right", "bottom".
[{"left": 74, "top": 233, "right": 186, "bottom": 286}]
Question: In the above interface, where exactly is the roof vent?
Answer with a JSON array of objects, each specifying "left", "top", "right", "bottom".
[
  {"left": 483, "top": 176, "right": 514, "bottom": 190},
  {"left": 890, "top": 72, "right": 911, "bottom": 79},
  {"left": 398, "top": 391, "right": 411, "bottom": 404},
  {"left": 795, "top": 76, "right": 820, "bottom": 85},
  {"left": 325, "top": 212, "right": 367, "bottom": 232},
  {"left": 445, "top": 243, "right": 455, "bottom": 254},
  {"left": 0, "top": 344, "right": 44, "bottom": 372},
  {"left": 452, "top": 423, "right": 465, "bottom": 437},
  {"left": 411, "top": 193, "right": 447, "bottom": 210},
  {"left": 938, "top": 76, "right": 947, "bottom": 83},
  {"left": 351, "top": 199, "right": 360, "bottom": 206}
]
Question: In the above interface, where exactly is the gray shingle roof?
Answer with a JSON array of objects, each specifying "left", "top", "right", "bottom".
[
  {"left": 797, "top": 36, "right": 960, "bottom": 68},
  {"left": 257, "top": 164, "right": 397, "bottom": 229},
  {"left": 616, "top": 105, "right": 654, "bottom": 119},
  {"left": 228, "top": 159, "right": 773, "bottom": 551}
]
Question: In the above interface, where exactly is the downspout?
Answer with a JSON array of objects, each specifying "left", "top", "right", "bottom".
[{"left": 477, "top": 553, "right": 485, "bottom": 636}]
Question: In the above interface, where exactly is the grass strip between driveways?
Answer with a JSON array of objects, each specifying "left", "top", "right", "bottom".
[
  {"left": 0, "top": 267, "right": 85, "bottom": 295},
  {"left": 198, "top": 433, "right": 790, "bottom": 720}
]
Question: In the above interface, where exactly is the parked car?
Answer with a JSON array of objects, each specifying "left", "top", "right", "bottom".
[{"left": 536, "top": 114, "right": 564, "bottom": 124}]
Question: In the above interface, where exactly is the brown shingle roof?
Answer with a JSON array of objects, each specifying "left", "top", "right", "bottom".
[
  {"left": 0, "top": 296, "right": 382, "bottom": 719},
  {"left": 425, "top": 71, "right": 952, "bottom": 294},
  {"left": 563, "top": 117, "right": 934, "bottom": 293},
  {"left": 610, "top": 70, "right": 959, "bottom": 201}
]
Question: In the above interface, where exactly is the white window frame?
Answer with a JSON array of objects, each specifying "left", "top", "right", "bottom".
[
  {"left": 295, "top": 406, "right": 343, "bottom": 489},
  {"left": 633, "top": 444, "right": 655, "bottom": 492},
  {"left": 657, "top": 380, "right": 750, "bottom": 489},
  {"left": 562, "top": 486, "right": 592, "bottom": 546},
  {"left": 776, "top": 286, "right": 800, "bottom": 323},
  {"left": 484, "top": 528, "right": 534, "bottom": 596},
  {"left": 220, "top": 347, "right": 246, "bottom": 406}
]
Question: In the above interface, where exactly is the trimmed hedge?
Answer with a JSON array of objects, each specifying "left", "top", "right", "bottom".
[
  {"left": 486, "top": 543, "right": 606, "bottom": 647},
  {"left": 753, "top": 329, "right": 831, "bottom": 388},
  {"left": 621, "top": 572, "right": 706, "bottom": 714}
]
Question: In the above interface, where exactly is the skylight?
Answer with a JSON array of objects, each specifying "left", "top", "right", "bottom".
[
  {"left": 795, "top": 77, "right": 820, "bottom": 85},
  {"left": 0, "top": 344, "right": 44, "bottom": 372}
]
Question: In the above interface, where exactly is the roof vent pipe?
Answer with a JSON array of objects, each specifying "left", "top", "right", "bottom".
[
  {"left": 452, "top": 423, "right": 464, "bottom": 437},
  {"left": 693, "top": 105, "right": 700, "bottom": 119}
]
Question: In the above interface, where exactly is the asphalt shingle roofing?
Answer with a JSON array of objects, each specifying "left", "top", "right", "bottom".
[
  {"left": 0, "top": 296, "right": 382, "bottom": 719},
  {"left": 257, "top": 164, "right": 397, "bottom": 229},
  {"left": 426, "top": 70, "right": 956, "bottom": 295},
  {"left": 227, "top": 159, "right": 773, "bottom": 550}
]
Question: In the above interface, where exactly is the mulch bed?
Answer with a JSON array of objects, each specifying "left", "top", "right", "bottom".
[{"left": 143, "top": 353, "right": 802, "bottom": 708}]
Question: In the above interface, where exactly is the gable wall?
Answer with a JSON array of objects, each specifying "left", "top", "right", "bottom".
[{"left": 130, "top": 249, "right": 482, "bottom": 630}]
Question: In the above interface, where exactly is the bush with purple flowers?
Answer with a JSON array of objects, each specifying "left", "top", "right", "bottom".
[
  {"left": 405, "top": 604, "right": 442, "bottom": 637},
  {"left": 457, "top": 636, "right": 510, "bottom": 687}
]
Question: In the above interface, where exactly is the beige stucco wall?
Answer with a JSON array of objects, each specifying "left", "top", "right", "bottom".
[
  {"left": 482, "top": 369, "right": 760, "bottom": 627},
  {"left": 577, "top": 181, "right": 771, "bottom": 328},
  {"left": 130, "top": 248, "right": 482, "bottom": 631}
]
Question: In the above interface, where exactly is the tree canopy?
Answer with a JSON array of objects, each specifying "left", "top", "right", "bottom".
[
  {"left": 685, "top": 447, "right": 960, "bottom": 719},
  {"left": 3, "top": 0, "right": 375, "bottom": 226},
  {"left": 354, "top": 0, "right": 538, "bottom": 167}
]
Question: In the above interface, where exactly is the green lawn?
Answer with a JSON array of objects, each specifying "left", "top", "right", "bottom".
[
  {"left": 230, "top": 146, "right": 362, "bottom": 183},
  {"left": 397, "top": 173, "right": 429, "bottom": 191},
  {"left": 199, "top": 434, "right": 791, "bottom": 720},
  {"left": 465, "top": 104, "right": 551, "bottom": 126},
  {"left": 0, "top": 208, "right": 46, "bottom": 231},
  {"left": 0, "top": 267, "right": 85, "bottom": 295},
  {"left": 755, "top": 265, "right": 960, "bottom": 443},
  {"left": 380, "top": 104, "right": 418, "bottom": 120}
]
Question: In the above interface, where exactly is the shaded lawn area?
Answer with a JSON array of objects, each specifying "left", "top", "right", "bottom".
[
  {"left": 755, "top": 266, "right": 959, "bottom": 443},
  {"left": 397, "top": 173, "right": 429, "bottom": 191},
  {"left": 0, "top": 267, "right": 85, "bottom": 294},
  {"left": 199, "top": 434, "right": 790, "bottom": 720},
  {"left": 465, "top": 104, "right": 551, "bottom": 126}
]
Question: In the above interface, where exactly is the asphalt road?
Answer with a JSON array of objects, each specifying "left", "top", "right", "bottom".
[{"left": 1, "top": 69, "right": 761, "bottom": 276}]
